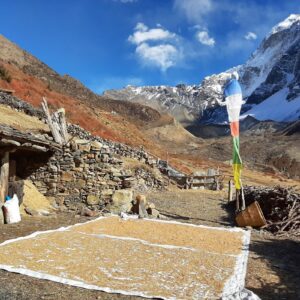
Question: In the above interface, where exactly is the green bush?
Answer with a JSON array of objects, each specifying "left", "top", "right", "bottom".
[{"left": 0, "top": 65, "right": 12, "bottom": 83}]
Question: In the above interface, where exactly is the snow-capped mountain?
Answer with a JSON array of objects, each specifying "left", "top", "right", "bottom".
[{"left": 104, "top": 14, "right": 300, "bottom": 124}]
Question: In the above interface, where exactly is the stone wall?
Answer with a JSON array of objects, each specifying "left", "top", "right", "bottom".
[
  {"left": 0, "top": 94, "right": 169, "bottom": 212},
  {"left": 29, "top": 138, "right": 166, "bottom": 212}
]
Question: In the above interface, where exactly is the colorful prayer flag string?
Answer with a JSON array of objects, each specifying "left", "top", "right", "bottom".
[{"left": 224, "top": 73, "right": 245, "bottom": 190}]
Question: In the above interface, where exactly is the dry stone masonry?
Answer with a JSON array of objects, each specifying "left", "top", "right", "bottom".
[
  {"left": 29, "top": 136, "right": 167, "bottom": 213},
  {"left": 0, "top": 92, "right": 168, "bottom": 213}
]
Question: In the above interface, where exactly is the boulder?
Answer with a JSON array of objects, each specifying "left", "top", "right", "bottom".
[
  {"left": 91, "top": 141, "right": 103, "bottom": 151},
  {"left": 87, "top": 194, "right": 100, "bottom": 205},
  {"left": 111, "top": 189, "right": 133, "bottom": 213},
  {"left": 61, "top": 172, "right": 73, "bottom": 182},
  {"left": 73, "top": 139, "right": 91, "bottom": 152},
  {"left": 76, "top": 179, "right": 86, "bottom": 188},
  {"left": 135, "top": 194, "right": 148, "bottom": 218},
  {"left": 101, "top": 189, "right": 113, "bottom": 196},
  {"left": 80, "top": 207, "right": 97, "bottom": 217}
]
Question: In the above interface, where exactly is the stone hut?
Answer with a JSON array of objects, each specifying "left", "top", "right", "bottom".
[{"left": 0, "top": 97, "right": 167, "bottom": 215}]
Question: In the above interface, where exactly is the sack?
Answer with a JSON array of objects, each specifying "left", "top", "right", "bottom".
[{"left": 3, "top": 194, "right": 21, "bottom": 224}]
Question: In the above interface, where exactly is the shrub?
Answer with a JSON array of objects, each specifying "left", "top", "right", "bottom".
[{"left": 0, "top": 65, "right": 12, "bottom": 83}]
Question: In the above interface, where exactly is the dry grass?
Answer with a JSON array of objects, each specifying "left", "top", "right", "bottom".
[
  {"left": 20, "top": 180, "right": 53, "bottom": 215},
  {"left": 0, "top": 104, "right": 48, "bottom": 132}
]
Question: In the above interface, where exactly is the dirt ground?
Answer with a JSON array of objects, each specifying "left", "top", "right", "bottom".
[{"left": 0, "top": 189, "right": 299, "bottom": 300}]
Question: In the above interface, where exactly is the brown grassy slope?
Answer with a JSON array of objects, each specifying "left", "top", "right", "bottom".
[
  {"left": 0, "top": 33, "right": 202, "bottom": 173},
  {"left": 0, "top": 58, "right": 192, "bottom": 174},
  {"left": 0, "top": 62, "right": 154, "bottom": 145},
  {"left": 0, "top": 62, "right": 298, "bottom": 186}
]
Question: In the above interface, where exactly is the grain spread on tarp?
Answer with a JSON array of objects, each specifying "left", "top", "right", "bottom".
[{"left": 0, "top": 216, "right": 250, "bottom": 299}]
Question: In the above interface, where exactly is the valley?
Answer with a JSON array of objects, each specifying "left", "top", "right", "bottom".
[{"left": 0, "top": 11, "right": 299, "bottom": 300}]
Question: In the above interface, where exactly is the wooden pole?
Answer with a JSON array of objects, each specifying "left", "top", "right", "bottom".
[
  {"left": 0, "top": 152, "right": 9, "bottom": 223},
  {"left": 236, "top": 189, "right": 240, "bottom": 212},
  {"left": 42, "top": 97, "right": 63, "bottom": 144},
  {"left": 241, "top": 186, "right": 246, "bottom": 210},
  {"left": 166, "top": 151, "right": 169, "bottom": 167},
  {"left": 57, "top": 108, "right": 69, "bottom": 143},
  {"left": 228, "top": 180, "right": 233, "bottom": 203}
]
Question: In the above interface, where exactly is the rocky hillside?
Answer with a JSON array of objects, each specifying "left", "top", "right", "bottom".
[
  {"left": 105, "top": 14, "right": 300, "bottom": 124},
  {"left": 0, "top": 34, "right": 203, "bottom": 175},
  {"left": 0, "top": 34, "right": 172, "bottom": 138}
]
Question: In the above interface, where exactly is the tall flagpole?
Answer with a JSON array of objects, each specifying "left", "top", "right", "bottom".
[{"left": 223, "top": 72, "right": 245, "bottom": 210}]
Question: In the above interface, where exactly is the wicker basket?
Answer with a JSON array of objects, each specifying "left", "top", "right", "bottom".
[{"left": 236, "top": 201, "right": 267, "bottom": 227}]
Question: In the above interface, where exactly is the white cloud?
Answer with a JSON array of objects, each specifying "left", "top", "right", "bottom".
[
  {"left": 174, "top": 0, "right": 213, "bottom": 24},
  {"left": 244, "top": 32, "right": 257, "bottom": 40},
  {"left": 135, "top": 22, "right": 148, "bottom": 32},
  {"left": 136, "top": 43, "right": 179, "bottom": 71},
  {"left": 196, "top": 31, "right": 215, "bottom": 46},
  {"left": 128, "top": 22, "right": 176, "bottom": 44},
  {"left": 129, "top": 23, "right": 180, "bottom": 71}
]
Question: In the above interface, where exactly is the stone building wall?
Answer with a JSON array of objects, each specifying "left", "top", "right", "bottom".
[
  {"left": 29, "top": 137, "right": 166, "bottom": 212},
  {"left": 0, "top": 94, "right": 168, "bottom": 212}
]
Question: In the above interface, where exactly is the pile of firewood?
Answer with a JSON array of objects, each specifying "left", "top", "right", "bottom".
[{"left": 243, "top": 186, "right": 300, "bottom": 236}]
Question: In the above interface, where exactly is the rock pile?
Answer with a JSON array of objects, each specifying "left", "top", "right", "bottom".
[
  {"left": 68, "top": 124, "right": 157, "bottom": 165},
  {"left": 0, "top": 91, "right": 44, "bottom": 119},
  {"left": 131, "top": 194, "right": 162, "bottom": 219}
]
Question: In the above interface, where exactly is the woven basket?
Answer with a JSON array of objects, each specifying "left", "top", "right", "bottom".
[{"left": 236, "top": 201, "right": 267, "bottom": 228}]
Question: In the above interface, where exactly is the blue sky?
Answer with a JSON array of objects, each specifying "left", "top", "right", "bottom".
[{"left": 0, "top": 0, "right": 299, "bottom": 93}]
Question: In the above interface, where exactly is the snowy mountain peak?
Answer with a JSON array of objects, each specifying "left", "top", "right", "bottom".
[
  {"left": 105, "top": 15, "right": 300, "bottom": 124},
  {"left": 269, "top": 14, "right": 300, "bottom": 37}
]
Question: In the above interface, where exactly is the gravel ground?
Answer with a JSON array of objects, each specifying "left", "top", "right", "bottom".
[{"left": 0, "top": 190, "right": 299, "bottom": 300}]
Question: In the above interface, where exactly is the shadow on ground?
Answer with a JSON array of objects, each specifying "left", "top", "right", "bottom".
[
  {"left": 159, "top": 209, "right": 234, "bottom": 226},
  {"left": 247, "top": 237, "right": 300, "bottom": 300}
]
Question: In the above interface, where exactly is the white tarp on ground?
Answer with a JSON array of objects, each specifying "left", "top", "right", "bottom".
[{"left": 0, "top": 216, "right": 255, "bottom": 299}]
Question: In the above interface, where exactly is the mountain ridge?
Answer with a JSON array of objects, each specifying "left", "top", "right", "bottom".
[{"left": 104, "top": 14, "right": 300, "bottom": 125}]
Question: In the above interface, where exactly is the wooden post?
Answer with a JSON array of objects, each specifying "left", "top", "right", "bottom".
[
  {"left": 57, "top": 108, "right": 69, "bottom": 143},
  {"left": 228, "top": 180, "right": 233, "bottom": 202},
  {"left": 236, "top": 189, "right": 240, "bottom": 212},
  {"left": 166, "top": 151, "right": 169, "bottom": 167},
  {"left": 42, "top": 98, "right": 63, "bottom": 144},
  {"left": 241, "top": 187, "right": 246, "bottom": 210},
  {"left": 0, "top": 152, "right": 9, "bottom": 223},
  {"left": 216, "top": 177, "right": 219, "bottom": 191}
]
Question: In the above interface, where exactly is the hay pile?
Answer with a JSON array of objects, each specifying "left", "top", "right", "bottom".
[{"left": 20, "top": 180, "right": 53, "bottom": 216}]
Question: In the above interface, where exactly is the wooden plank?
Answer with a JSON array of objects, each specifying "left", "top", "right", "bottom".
[
  {"left": 0, "top": 124, "right": 60, "bottom": 150},
  {"left": 228, "top": 180, "right": 233, "bottom": 203},
  {"left": 42, "top": 97, "right": 63, "bottom": 145},
  {"left": 0, "top": 88, "right": 14, "bottom": 94},
  {"left": 192, "top": 175, "right": 222, "bottom": 179},
  {"left": 0, "top": 152, "right": 9, "bottom": 201},
  {"left": 57, "top": 108, "right": 69, "bottom": 143}
]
